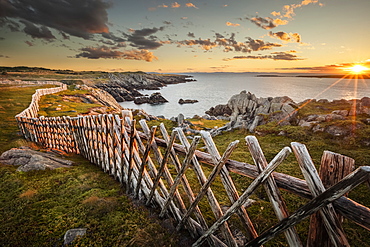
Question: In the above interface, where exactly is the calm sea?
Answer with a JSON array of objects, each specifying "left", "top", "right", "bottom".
[{"left": 119, "top": 73, "right": 370, "bottom": 118}]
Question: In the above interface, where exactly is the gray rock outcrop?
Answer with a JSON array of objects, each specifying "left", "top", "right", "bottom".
[
  {"left": 206, "top": 91, "right": 297, "bottom": 132},
  {"left": 96, "top": 72, "right": 194, "bottom": 102},
  {"left": 134, "top": 92, "right": 168, "bottom": 105},
  {"left": 63, "top": 228, "right": 87, "bottom": 245},
  {"left": 0, "top": 147, "right": 73, "bottom": 172},
  {"left": 178, "top": 98, "right": 198, "bottom": 104}
]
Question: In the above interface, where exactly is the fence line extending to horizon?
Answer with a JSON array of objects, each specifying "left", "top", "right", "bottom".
[{"left": 12, "top": 81, "right": 370, "bottom": 246}]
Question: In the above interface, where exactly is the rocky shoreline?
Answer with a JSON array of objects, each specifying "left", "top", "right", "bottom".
[
  {"left": 92, "top": 75, "right": 370, "bottom": 142},
  {"left": 95, "top": 72, "right": 195, "bottom": 103}
]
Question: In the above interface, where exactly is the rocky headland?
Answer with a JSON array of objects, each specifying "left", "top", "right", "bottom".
[
  {"left": 95, "top": 72, "right": 194, "bottom": 103},
  {"left": 202, "top": 90, "right": 370, "bottom": 141},
  {"left": 205, "top": 90, "right": 297, "bottom": 133}
]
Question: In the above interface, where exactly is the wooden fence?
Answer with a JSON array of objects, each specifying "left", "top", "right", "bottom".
[{"left": 14, "top": 82, "right": 370, "bottom": 246}]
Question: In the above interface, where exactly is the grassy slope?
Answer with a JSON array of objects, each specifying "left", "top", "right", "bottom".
[
  {"left": 0, "top": 84, "right": 187, "bottom": 247},
  {"left": 1, "top": 80, "right": 369, "bottom": 246}
]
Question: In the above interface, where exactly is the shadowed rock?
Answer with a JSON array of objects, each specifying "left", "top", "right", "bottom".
[{"left": 0, "top": 147, "right": 73, "bottom": 172}]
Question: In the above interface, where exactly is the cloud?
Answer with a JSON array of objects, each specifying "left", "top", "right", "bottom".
[
  {"left": 75, "top": 46, "right": 125, "bottom": 59},
  {"left": 247, "top": 0, "right": 320, "bottom": 30},
  {"left": 75, "top": 46, "right": 157, "bottom": 62},
  {"left": 171, "top": 2, "right": 181, "bottom": 8},
  {"left": 224, "top": 50, "right": 304, "bottom": 61},
  {"left": 126, "top": 27, "right": 164, "bottom": 50},
  {"left": 25, "top": 41, "right": 34, "bottom": 46},
  {"left": 268, "top": 31, "right": 301, "bottom": 43},
  {"left": 163, "top": 21, "right": 172, "bottom": 25},
  {"left": 101, "top": 32, "right": 126, "bottom": 43},
  {"left": 177, "top": 38, "right": 218, "bottom": 51},
  {"left": 270, "top": 51, "right": 303, "bottom": 60},
  {"left": 226, "top": 22, "right": 240, "bottom": 27},
  {"left": 246, "top": 16, "right": 289, "bottom": 30},
  {"left": 0, "top": 18, "right": 20, "bottom": 32},
  {"left": 246, "top": 38, "right": 282, "bottom": 51},
  {"left": 20, "top": 20, "right": 56, "bottom": 41},
  {"left": 175, "top": 33, "right": 281, "bottom": 54},
  {"left": 246, "top": 17, "right": 276, "bottom": 30},
  {"left": 186, "top": 3, "right": 198, "bottom": 9},
  {"left": 121, "top": 49, "right": 158, "bottom": 62},
  {"left": 282, "top": 0, "right": 320, "bottom": 18},
  {"left": 0, "top": 0, "right": 111, "bottom": 40},
  {"left": 59, "top": 31, "right": 70, "bottom": 40},
  {"left": 158, "top": 4, "right": 169, "bottom": 8},
  {"left": 187, "top": 32, "right": 195, "bottom": 38}
]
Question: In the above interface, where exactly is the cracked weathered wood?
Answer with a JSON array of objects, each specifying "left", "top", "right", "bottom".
[
  {"left": 201, "top": 131, "right": 259, "bottom": 241},
  {"left": 246, "top": 166, "right": 370, "bottom": 246},
  {"left": 160, "top": 136, "right": 200, "bottom": 217},
  {"left": 291, "top": 142, "right": 350, "bottom": 247},
  {"left": 176, "top": 128, "right": 236, "bottom": 247},
  {"left": 307, "top": 151, "right": 355, "bottom": 247},
  {"left": 246, "top": 136, "right": 302, "bottom": 247},
  {"left": 126, "top": 119, "right": 136, "bottom": 192},
  {"left": 193, "top": 144, "right": 292, "bottom": 247},
  {"left": 177, "top": 138, "right": 239, "bottom": 247},
  {"left": 135, "top": 125, "right": 157, "bottom": 198},
  {"left": 138, "top": 132, "right": 370, "bottom": 231}
]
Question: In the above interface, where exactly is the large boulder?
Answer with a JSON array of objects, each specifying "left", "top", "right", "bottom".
[
  {"left": 178, "top": 98, "right": 198, "bottom": 104},
  {"left": 205, "top": 104, "right": 232, "bottom": 117},
  {"left": 0, "top": 147, "right": 73, "bottom": 172},
  {"left": 210, "top": 91, "right": 297, "bottom": 132},
  {"left": 134, "top": 92, "right": 168, "bottom": 105}
]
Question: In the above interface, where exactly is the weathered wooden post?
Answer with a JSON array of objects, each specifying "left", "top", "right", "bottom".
[{"left": 307, "top": 151, "right": 355, "bottom": 247}]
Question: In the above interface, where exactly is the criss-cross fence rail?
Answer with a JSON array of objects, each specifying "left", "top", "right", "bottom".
[{"left": 13, "top": 82, "right": 370, "bottom": 246}]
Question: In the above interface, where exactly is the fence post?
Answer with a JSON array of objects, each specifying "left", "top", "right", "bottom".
[{"left": 307, "top": 151, "right": 355, "bottom": 247}]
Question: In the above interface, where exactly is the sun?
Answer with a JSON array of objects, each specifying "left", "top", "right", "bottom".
[{"left": 346, "top": 64, "right": 369, "bottom": 74}]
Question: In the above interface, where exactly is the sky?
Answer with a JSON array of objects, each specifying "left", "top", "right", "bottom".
[{"left": 0, "top": 0, "right": 369, "bottom": 73}]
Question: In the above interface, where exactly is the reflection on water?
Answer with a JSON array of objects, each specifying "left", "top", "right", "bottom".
[{"left": 119, "top": 73, "right": 370, "bottom": 118}]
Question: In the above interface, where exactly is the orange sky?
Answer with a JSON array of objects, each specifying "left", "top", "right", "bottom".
[{"left": 0, "top": 0, "right": 369, "bottom": 73}]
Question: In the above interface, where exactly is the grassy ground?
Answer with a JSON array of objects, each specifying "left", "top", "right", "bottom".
[
  {"left": 1, "top": 81, "right": 369, "bottom": 246},
  {"left": 0, "top": 84, "right": 189, "bottom": 247}
]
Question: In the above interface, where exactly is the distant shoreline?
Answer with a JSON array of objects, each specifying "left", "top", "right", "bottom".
[{"left": 256, "top": 74, "right": 370, "bottom": 79}]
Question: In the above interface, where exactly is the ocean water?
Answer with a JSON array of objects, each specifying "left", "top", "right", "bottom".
[{"left": 119, "top": 73, "right": 370, "bottom": 118}]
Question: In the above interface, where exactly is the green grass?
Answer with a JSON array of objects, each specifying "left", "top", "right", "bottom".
[
  {"left": 0, "top": 84, "right": 55, "bottom": 153},
  {"left": 0, "top": 84, "right": 188, "bottom": 247},
  {"left": 0, "top": 156, "right": 184, "bottom": 247},
  {"left": 37, "top": 87, "right": 116, "bottom": 117},
  {"left": 2, "top": 82, "right": 369, "bottom": 246}
]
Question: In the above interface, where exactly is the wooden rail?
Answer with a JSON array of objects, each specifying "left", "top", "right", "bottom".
[{"left": 13, "top": 81, "right": 370, "bottom": 246}]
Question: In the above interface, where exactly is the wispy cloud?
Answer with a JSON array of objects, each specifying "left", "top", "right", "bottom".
[
  {"left": 246, "top": 17, "right": 287, "bottom": 30},
  {"left": 247, "top": 0, "right": 321, "bottom": 30},
  {"left": 268, "top": 31, "right": 301, "bottom": 43},
  {"left": 226, "top": 22, "right": 240, "bottom": 27},
  {"left": 187, "top": 32, "right": 195, "bottom": 38},
  {"left": 224, "top": 50, "right": 304, "bottom": 61},
  {"left": 125, "top": 27, "right": 164, "bottom": 50},
  {"left": 25, "top": 40, "right": 34, "bottom": 46},
  {"left": 75, "top": 46, "right": 157, "bottom": 62},
  {"left": 175, "top": 33, "right": 282, "bottom": 53},
  {"left": 186, "top": 3, "right": 198, "bottom": 9},
  {"left": 281, "top": 0, "right": 321, "bottom": 19},
  {"left": 171, "top": 2, "right": 181, "bottom": 8}
]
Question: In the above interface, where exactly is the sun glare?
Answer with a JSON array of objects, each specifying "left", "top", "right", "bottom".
[{"left": 346, "top": 64, "right": 369, "bottom": 74}]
